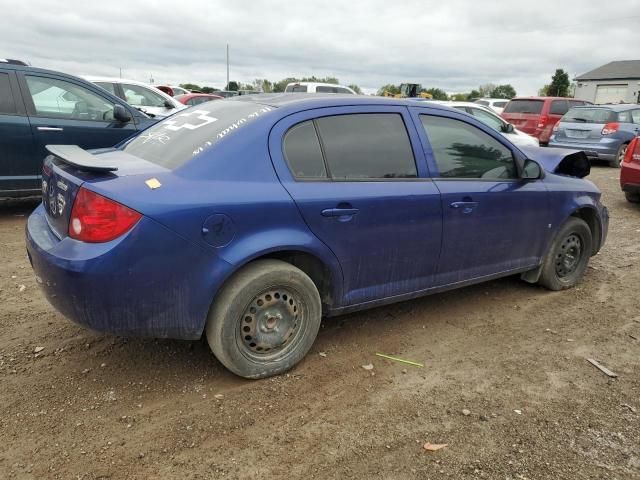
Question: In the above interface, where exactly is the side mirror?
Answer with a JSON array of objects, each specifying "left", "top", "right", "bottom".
[
  {"left": 522, "top": 159, "right": 543, "bottom": 180},
  {"left": 502, "top": 123, "right": 515, "bottom": 134},
  {"left": 113, "top": 104, "right": 132, "bottom": 123},
  {"left": 164, "top": 99, "right": 175, "bottom": 109}
]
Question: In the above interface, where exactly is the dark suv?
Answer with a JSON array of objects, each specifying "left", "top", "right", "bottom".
[{"left": 0, "top": 60, "right": 156, "bottom": 198}]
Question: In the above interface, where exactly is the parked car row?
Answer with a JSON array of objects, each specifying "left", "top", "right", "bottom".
[{"left": 0, "top": 61, "right": 156, "bottom": 197}]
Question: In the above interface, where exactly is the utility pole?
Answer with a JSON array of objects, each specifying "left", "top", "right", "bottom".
[
  {"left": 226, "top": 43, "right": 229, "bottom": 90},
  {"left": 119, "top": 67, "right": 122, "bottom": 79}
]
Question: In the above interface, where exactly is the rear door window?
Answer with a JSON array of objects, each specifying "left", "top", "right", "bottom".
[
  {"left": 420, "top": 115, "right": 517, "bottom": 179},
  {"left": 503, "top": 100, "right": 543, "bottom": 114},
  {"left": 0, "top": 72, "right": 17, "bottom": 115},
  {"left": 283, "top": 121, "right": 327, "bottom": 179},
  {"left": 285, "top": 85, "right": 307, "bottom": 93},
  {"left": 549, "top": 100, "right": 569, "bottom": 115},
  {"left": 316, "top": 86, "right": 337, "bottom": 93},
  {"left": 315, "top": 113, "right": 417, "bottom": 179},
  {"left": 617, "top": 110, "right": 632, "bottom": 123},
  {"left": 631, "top": 110, "right": 640, "bottom": 124}
]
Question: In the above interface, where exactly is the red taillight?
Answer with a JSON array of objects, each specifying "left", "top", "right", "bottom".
[
  {"left": 601, "top": 122, "right": 619, "bottom": 135},
  {"left": 69, "top": 187, "right": 141, "bottom": 243},
  {"left": 623, "top": 137, "right": 640, "bottom": 165},
  {"left": 537, "top": 115, "right": 549, "bottom": 129}
]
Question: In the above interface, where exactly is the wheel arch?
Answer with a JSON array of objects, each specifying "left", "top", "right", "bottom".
[{"left": 570, "top": 205, "right": 602, "bottom": 256}]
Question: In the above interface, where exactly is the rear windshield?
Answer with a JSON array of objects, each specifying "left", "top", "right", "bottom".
[
  {"left": 503, "top": 100, "right": 543, "bottom": 114},
  {"left": 474, "top": 100, "right": 489, "bottom": 106},
  {"left": 122, "top": 101, "right": 273, "bottom": 169},
  {"left": 562, "top": 107, "right": 616, "bottom": 124}
]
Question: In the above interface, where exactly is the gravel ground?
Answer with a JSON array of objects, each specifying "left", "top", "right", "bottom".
[{"left": 1, "top": 166, "right": 639, "bottom": 479}]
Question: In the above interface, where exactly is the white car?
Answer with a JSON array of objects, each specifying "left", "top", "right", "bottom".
[
  {"left": 430, "top": 101, "right": 539, "bottom": 147},
  {"left": 85, "top": 76, "right": 186, "bottom": 118},
  {"left": 284, "top": 82, "right": 356, "bottom": 94},
  {"left": 474, "top": 98, "right": 509, "bottom": 114}
]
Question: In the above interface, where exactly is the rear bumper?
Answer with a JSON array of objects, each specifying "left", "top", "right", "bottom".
[
  {"left": 26, "top": 204, "right": 233, "bottom": 340},
  {"left": 548, "top": 138, "right": 620, "bottom": 161},
  {"left": 621, "top": 161, "right": 640, "bottom": 192}
]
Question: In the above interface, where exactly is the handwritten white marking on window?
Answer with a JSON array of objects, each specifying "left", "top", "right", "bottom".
[{"left": 164, "top": 110, "right": 218, "bottom": 131}]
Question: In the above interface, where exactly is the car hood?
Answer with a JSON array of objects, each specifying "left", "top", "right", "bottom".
[{"left": 519, "top": 146, "right": 590, "bottom": 178}]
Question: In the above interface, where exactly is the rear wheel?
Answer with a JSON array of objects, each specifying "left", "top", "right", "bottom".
[
  {"left": 206, "top": 259, "right": 322, "bottom": 379},
  {"left": 609, "top": 143, "right": 628, "bottom": 168},
  {"left": 538, "top": 217, "right": 592, "bottom": 291},
  {"left": 625, "top": 191, "right": 640, "bottom": 203}
]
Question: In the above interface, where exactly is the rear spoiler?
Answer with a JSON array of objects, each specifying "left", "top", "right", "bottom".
[{"left": 45, "top": 145, "right": 118, "bottom": 172}]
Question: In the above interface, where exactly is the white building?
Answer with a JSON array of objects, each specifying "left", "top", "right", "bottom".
[{"left": 574, "top": 60, "right": 640, "bottom": 104}]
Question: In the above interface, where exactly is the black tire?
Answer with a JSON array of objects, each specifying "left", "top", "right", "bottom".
[
  {"left": 538, "top": 217, "right": 592, "bottom": 291},
  {"left": 206, "top": 259, "right": 321, "bottom": 379},
  {"left": 625, "top": 191, "right": 640, "bottom": 203},
  {"left": 609, "top": 143, "right": 628, "bottom": 168}
]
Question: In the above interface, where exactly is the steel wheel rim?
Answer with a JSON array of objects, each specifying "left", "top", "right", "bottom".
[
  {"left": 237, "top": 287, "right": 304, "bottom": 360},
  {"left": 555, "top": 233, "right": 583, "bottom": 278}
]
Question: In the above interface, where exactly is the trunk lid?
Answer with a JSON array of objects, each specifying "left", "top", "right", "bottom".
[
  {"left": 554, "top": 121, "right": 606, "bottom": 144},
  {"left": 41, "top": 145, "right": 168, "bottom": 239}
]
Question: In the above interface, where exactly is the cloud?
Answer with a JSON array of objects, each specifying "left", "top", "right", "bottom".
[{"left": 3, "top": 0, "right": 640, "bottom": 95}]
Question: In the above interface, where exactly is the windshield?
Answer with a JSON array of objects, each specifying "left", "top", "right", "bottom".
[
  {"left": 562, "top": 107, "right": 617, "bottom": 124},
  {"left": 122, "top": 101, "right": 274, "bottom": 169},
  {"left": 503, "top": 100, "right": 543, "bottom": 114}
]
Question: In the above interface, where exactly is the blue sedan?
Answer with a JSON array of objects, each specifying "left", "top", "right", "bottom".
[{"left": 26, "top": 95, "right": 609, "bottom": 378}]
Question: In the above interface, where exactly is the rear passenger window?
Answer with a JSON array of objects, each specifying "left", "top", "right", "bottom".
[
  {"left": 315, "top": 114, "right": 417, "bottom": 179},
  {"left": 283, "top": 121, "right": 327, "bottom": 179},
  {"left": 316, "top": 86, "right": 336, "bottom": 93},
  {"left": 420, "top": 115, "right": 517, "bottom": 179},
  {"left": 0, "top": 73, "right": 17, "bottom": 115},
  {"left": 550, "top": 100, "right": 569, "bottom": 115},
  {"left": 631, "top": 110, "right": 640, "bottom": 124}
]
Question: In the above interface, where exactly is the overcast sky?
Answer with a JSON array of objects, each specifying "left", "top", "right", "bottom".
[{"left": 3, "top": 0, "right": 640, "bottom": 95}]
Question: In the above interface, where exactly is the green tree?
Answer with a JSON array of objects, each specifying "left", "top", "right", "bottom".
[
  {"left": 467, "top": 89, "right": 481, "bottom": 100},
  {"left": 180, "top": 83, "right": 202, "bottom": 91},
  {"left": 451, "top": 93, "right": 469, "bottom": 101},
  {"left": 226, "top": 81, "right": 239, "bottom": 91},
  {"left": 547, "top": 69, "right": 570, "bottom": 97},
  {"left": 490, "top": 84, "right": 516, "bottom": 99},
  {"left": 478, "top": 83, "right": 496, "bottom": 97},
  {"left": 377, "top": 84, "right": 400, "bottom": 96},
  {"left": 348, "top": 84, "right": 362, "bottom": 94},
  {"left": 424, "top": 87, "right": 448, "bottom": 100},
  {"left": 201, "top": 86, "right": 217, "bottom": 94},
  {"left": 538, "top": 84, "right": 550, "bottom": 96}
]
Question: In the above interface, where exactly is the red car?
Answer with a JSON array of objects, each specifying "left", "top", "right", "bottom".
[
  {"left": 175, "top": 93, "right": 224, "bottom": 106},
  {"left": 501, "top": 97, "right": 590, "bottom": 145},
  {"left": 621, "top": 136, "right": 640, "bottom": 203}
]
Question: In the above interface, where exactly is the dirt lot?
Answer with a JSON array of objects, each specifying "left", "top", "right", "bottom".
[{"left": 1, "top": 166, "right": 639, "bottom": 480}]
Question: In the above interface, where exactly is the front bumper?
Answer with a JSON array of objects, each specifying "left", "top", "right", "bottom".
[{"left": 26, "top": 204, "right": 232, "bottom": 340}]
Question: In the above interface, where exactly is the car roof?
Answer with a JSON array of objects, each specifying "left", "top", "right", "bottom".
[
  {"left": 570, "top": 103, "right": 637, "bottom": 111},
  {"left": 508, "top": 96, "right": 573, "bottom": 101},
  {"left": 228, "top": 93, "right": 460, "bottom": 111}
]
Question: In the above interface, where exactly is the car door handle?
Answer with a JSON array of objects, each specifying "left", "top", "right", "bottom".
[
  {"left": 450, "top": 201, "right": 479, "bottom": 213},
  {"left": 321, "top": 208, "right": 359, "bottom": 217},
  {"left": 37, "top": 127, "right": 64, "bottom": 132}
]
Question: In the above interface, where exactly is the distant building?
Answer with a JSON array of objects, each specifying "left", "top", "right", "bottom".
[{"left": 574, "top": 60, "right": 640, "bottom": 104}]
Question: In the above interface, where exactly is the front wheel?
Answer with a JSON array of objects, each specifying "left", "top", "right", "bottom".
[
  {"left": 538, "top": 217, "right": 593, "bottom": 291},
  {"left": 206, "top": 259, "right": 322, "bottom": 379}
]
